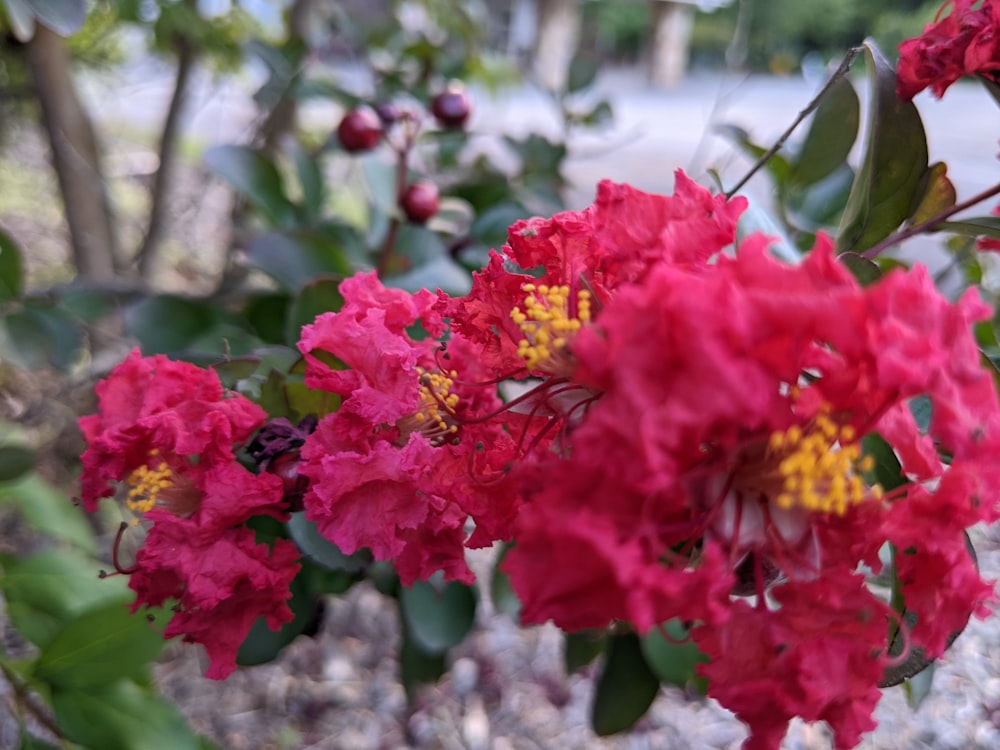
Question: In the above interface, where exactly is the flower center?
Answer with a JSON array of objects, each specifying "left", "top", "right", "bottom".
[
  {"left": 124, "top": 450, "right": 200, "bottom": 520},
  {"left": 510, "top": 283, "right": 591, "bottom": 374},
  {"left": 396, "top": 367, "right": 460, "bottom": 446},
  {"left": 763, "top": 410, "right": 881, "bottom": 516}
]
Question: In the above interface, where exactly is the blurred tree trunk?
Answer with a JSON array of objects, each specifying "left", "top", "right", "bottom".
[
  {"left": 534, "top": 0, "right": 581, "bottom": 90},
  {"left": 24, "top": 25, "right": 118, "bottom": 281}
]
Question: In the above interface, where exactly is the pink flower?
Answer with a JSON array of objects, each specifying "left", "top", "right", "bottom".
[
  {"left": 503, "top": 235, "right": 1000, "bottom": 748},
  {"left": 897, "top": 0, "right": 1000, "bottom": 100},
  {"left": 298, "top": 274, "right": 519, "bottom": 585},
  {"left": 977, "top": 204, "right": 1000, "bottom": 252},
  {"left": 78, "top": 350, "right": 299, "bottom": 679}
]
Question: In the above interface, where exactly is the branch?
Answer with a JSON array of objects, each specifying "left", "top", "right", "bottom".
[
  {"left": 860, "top": 181, "right": 1000, "bottom": 259},
  {"left": 136, "top": 35, "right": 197, "bottom": 279},
  {"left": 724, "top": 46, "right": 861, "bottom": 199},
  {"left": 0, "top": 662, "right": 65, "bottom": 744}
]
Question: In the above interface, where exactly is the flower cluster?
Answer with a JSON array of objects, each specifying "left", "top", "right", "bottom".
[
  {"left": 79, "top": 350, "right": 300, "bottom": 679},
  {"left": 79, "top": 165, "right": 1000, "bottom": 746},
  {"left": 897, "top": 0, "right": 1000, "bottom": 100}
]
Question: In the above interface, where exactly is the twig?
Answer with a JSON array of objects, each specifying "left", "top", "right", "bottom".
[
  {"left": 860, "top": 181, "right": 1000, "bottom": 259},
  {"left": 724, "top": 46, "right": 862, "bottom": 199},
  {"left": 0, "top": 662, "right": 65, "bottom": 743},
  {"left": 136, "top": 32, "right": 197, "bottom": 278}
]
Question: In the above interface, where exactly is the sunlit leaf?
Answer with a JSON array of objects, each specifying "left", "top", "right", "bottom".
[{"left": 909, "top": 162, "right": 956, "bottom": 226}]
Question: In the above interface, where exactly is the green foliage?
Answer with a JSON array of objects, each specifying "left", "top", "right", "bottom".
[{"left": 591, "top": 632, "right": 661, "bottom": 736}]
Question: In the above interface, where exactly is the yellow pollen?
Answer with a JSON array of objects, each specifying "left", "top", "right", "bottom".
[
  {"left": 768, "top": 412, "right": 879, "bottom": 515},
  {"left": 399, "top": 367, "right": 461, "bottom": 446},
  {"left": 125, "top": 460, "right": 174, "bottom": 515},
  {"left": 510, "top": 283, "right": 592, "bottom": 371}
]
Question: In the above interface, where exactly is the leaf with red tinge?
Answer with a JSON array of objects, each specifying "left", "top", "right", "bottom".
[{"left": 909, "top": 162, "right": 956, "bottom": 226}]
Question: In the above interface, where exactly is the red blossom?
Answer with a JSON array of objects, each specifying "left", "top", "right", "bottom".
[
  {"left": 977, "top": 204, "right": 1000, "bottom": 251},
  {"left": 130, "top": 522, "right": 300, "bottom": 679},
  {"left": 502, "top": 234, "right": 1000, "bottom": 747},
  {"left": 298, "top": 273, "right": 518, "bottom": 585},
  {"left": 897, "top": 0, "right": 1000, "bottom": 100},
  {"left": 78, "top": 350, "right": 299, "bottom": 679}
]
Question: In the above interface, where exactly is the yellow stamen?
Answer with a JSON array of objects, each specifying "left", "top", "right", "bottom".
[{"left": 510, "top": 283, "right": 592, "bottom": 372}]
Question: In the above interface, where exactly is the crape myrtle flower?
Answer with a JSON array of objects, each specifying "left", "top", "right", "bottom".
[
  {"left": 978, "top": 204, "right": 1000, "bottom": 251},
  {"left": 503, "top": 236, "right": 1000, "bottom": 749},
  {"left": 297, "top": 273, "right": 519, "bottom": 586},
  {"left": 897, "top": 0, "right": 1000, "bottom": 100},
  {"left": 78, "top": 349, "right": 300, "bottom": 679},
  {"left": 442, "top": 173, "right": 747, "bottom": 461}
]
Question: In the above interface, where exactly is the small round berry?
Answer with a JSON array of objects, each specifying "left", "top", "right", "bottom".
[
  {"left": 430, "top": 83, "right": 472, "bottom": 129},
  {"left": 400, "top": 181, "right": 440, "bottom": 224},
  {"left": 336, "top": 106, "right": 384, "bottom": 152}
]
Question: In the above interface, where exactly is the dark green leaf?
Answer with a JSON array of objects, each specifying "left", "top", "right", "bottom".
[
  {"left": 57, "top": 287, "right": 118, "bottom": 323},
  {"left": 566, "top": 54, "right": 599, "bottom": 93},
  {"left": 641, "top": 620, "right": 709, "bottom": 693},
  {"left": 52, "top": 680, "right": 205, "bottom": 750},
  {"left": 35, "top": 599, "right": 164, "bottom": 689},
  {"left": 246, "top": 230, "right": 353, "bottom": 292},
  {"left": 0, "top": 304, "right": 83, "bottom": 370},
  {"left": 563, "top": 631, "right": 607, "bottom": 674},
  {"left": 786, "top": 163, "right": 855, "bottom": 229},
  {"left": 579, "top": 100, "right": 613, "bottom": 128},
  {"left": 469, "top": 202, "right": 529, "bottom": 249},
  {"left": 124, "top": 295, "right": 216, "bottom": 356},
  {"left": 399, "top": 574, "right": 477, "bottom": 654},
  {"left": 837, "top": 40, "right": 928, "bottom": 254},
  {"left": 18, "top": 731, "right": 60, "bottom": 750},
  {"left": 793, "top": 75, "right": 859, "bottom": 187},
  {"left": 287, "top": 512, "right": 370, "bottom": 573},
  {"left": 861, "top": 433, "right": 907, "bottom": 492},
  {"left": 284, "top": 277, "right": 344, "bottom": 347},
  {"left": 0, "top": 475, "right": 97, "bottom": 553},
  {"left": 839, "top": 252, "right": 883, "bottom": 286},
  {"left": 244, "top": 294, "right": 291, "bottom": 345},
  {"left": 0, "top": 226, "right": 24, "bottom": 302},
  {"left": 591, "top": 632, "right": 660, "bottom": 736},
  {"left": 0, "top": 445, "right": 35, "bottom": 481},
  {"left": 204, "top": 145, "right": 296, "bottom": 227},
  {"left": 399, "top": 616, "right": 447, "bottom": 700},
  {"left": 210, "top": 356, "right": 261, "bottom": 388}
]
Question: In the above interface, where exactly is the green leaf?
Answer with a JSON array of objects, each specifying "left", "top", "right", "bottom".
[
  {"left": 839, "top": 252, "right": 883, "bottom": 286},
  {"left": 0, "top": 226, "right": 24, "bottom": 301},
  {"left": 399, "top": 574, "right": 477, "bottom": 655},
  {"left": 52, "top": 680, "right": 205, "bottom": 750},
  {"left": 716, "top": 124, "right": 793, "bottom": 189},
  {"left": 836, "top": 40, "right": 928, "bottom": 254},
  {"left": 591, "top": 632, "right": 660, "bottom": 736},
  {"left": 284, "top": 277, "right": 345, "bottom": 347},
  {"left": 246, "top": 230, "right": 353, "bottom": 292},
  {"left": 563, "top": 631, "right": 607, "bottom": 674},
  {"left": 1, "top": 549, "right": 127, "bottom": 647},
  {"left": 399, "top": 616, "right": 447, "bottom": 700},
  {"left": 0, "top": 474, "right": 97, "bottom": 552},
  {"left": 735, "top": 203, "right": 800, "bottom": 263},
  {"left": 641, "top": 620, "right": 709, "bottom": 693},
  {"left": 244, "top": 293, "right": 291, "bottom": 345},
  {"left": 124, "top": 295, "right": 216, "bottom": 356},
  {"left": 18, "top": 731, "right": 60, "bottom": 750},
  {"left": 210, "top": 355, "right": 261, "bottom": 388},
  {"left": 468, "top": 202, "right": 529, "bottom": 249},
  {"left": 861, "top": 433, "right": 907, "bottom": 492},
  {"left": 0, "top": 445, "right": 35, "bottom": 482},
  {"left": 937, "top": 217, "right": 1000, "bottom": 242},
  {"left": 204, "top": 145, "right": 296, "bottom": 227},
  {"left": 909, "top": 162, "right": 956, "bottom": 226},
  {"left": 0, "top": 303, "right": 83, "bottom": 370},
  {"left": 361, "top": 153, "right": 400, "bottom": 217},
  {"left": 291, "top": 142, "right": 325, "bottom": 225},
  {"left": 34, "top": 600, "right": 164, "bottom": 689},
  {"left": 792, "top": 75, "right": 860, "bottom": 187},
  {"left": 566, "top": 54, "right": 599, "bottom": 93},
  {"left": 287, "top": 512, "right": 370, "bottom": 573}
]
